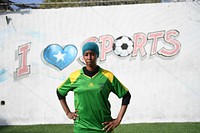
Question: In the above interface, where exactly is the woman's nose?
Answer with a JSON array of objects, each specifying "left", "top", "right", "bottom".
[{"left": 88, "top": 54, "right": 91, "bottom": 59}]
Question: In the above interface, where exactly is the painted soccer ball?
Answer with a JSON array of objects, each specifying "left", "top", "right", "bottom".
[{"left": 113, "top": 36, "right": 134, "bottom": 57}]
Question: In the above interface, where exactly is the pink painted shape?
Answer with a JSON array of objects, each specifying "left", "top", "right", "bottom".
[
  {"left": 132, "top": 33, "right": 147, "bottom": 57},
  {"left": 16, "top": 43, "right": 31, "bottom": 77},
  {"left": 158, "top": 30, "right": 181, "bottom": 57},
  {"left": 99, "top": 35, "right": 114, "bottom": 61},
  {"left": 148, "top": 31, "right": 165, "bottom": 55}
]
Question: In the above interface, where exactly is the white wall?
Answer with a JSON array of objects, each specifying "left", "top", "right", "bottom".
[{"left": 0, "top": 2, "right": 200, "bottom": 125}]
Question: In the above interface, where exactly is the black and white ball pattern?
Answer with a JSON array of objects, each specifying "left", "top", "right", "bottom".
[{"left": 113, "top": 36, "right": 134, "bottom": 57}]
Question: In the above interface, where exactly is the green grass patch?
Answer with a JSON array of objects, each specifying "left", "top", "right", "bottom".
[
  {"left": 0, "top": 122, "right": 200, "bottom": 133},
  {"left": 0, "top": 124, "right": 73, "bottom": 133},
  {"left": 116, "top": 122, "right": 200, "bottom": 133}
]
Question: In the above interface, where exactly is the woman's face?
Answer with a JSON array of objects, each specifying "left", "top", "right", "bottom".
[{"left": 83, "top": 50, "right": 97, "bottom": 68}]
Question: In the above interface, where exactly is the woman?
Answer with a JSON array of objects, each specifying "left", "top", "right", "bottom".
[{"left": 57, "top": 42, "right": 131, "bottom": 133}]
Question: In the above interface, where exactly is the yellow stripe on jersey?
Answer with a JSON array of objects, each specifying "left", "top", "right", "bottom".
[
  {"left": 102, "top": 69, "right": 114, "bottom": 83},
  {"left": 69, "top": 69, "right": 81, "bottom": 84},
  {"left": 57, "top": 78, "right": 69, "bottom": 89},
  {"left": 102, "top": 69, "right": 128, "bottom": 92},
  {"left": 121, "top": 82, "right": 129, "bottom": 91}
]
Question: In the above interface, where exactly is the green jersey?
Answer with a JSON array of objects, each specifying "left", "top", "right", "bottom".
[{"left": 57, "top": 67, "right": 128, "bottom": 133}]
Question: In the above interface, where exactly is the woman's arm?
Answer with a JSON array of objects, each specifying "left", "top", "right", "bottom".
[
  {"left": 102, "top": 105, "right": 128, "bottom": 132},
  {"left": 57, "top": 89, "right": 78, "bottom": 120},
  {"left": 59, "top": 99, "right": 78, "bottom": 120},
  {"left": 102, "top": 91, "right": 131, "bottom": 132}
]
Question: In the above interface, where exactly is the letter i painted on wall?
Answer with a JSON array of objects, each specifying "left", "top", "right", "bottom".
[{"left": 16, "top": 43, "right": 31, "bottom": 77}]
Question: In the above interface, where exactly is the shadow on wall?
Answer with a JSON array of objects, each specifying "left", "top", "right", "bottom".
[{"left": 0, "top": 118, "right": 9, "bottom": 132}]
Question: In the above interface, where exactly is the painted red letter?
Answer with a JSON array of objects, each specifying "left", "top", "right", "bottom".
[
  {"left": 132, "top": 33, "right": 147, "bottom": 57},
  {"left": 158, "top": 30, "right": 181, "bottom": 57},
  {"left": 16, "top": 43, "right": 31, "bottom": 77},
  {"left": 148, "top": 31, "right": 165, "bottom": 56},
  {"left": 99, "top": 35, "right": 114, "bottom": 61}
]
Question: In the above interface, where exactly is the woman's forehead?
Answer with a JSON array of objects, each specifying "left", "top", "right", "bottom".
[{"left": 84, "top": 50, "right": 96, "bottom": 54}]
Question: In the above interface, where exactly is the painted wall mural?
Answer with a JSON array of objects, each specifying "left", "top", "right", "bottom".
[
  {"left": 43, "top": 44, "right": 78, "bottom": 70},
  {"left": 0, "top": 68, "right": 7, "bottom": 82},
  {"left": 0, "top": 2, "right": 200, "bottom": 125},
  {"left": 12, "top": 29, "right": 181, "bottom": 79},
  {"left": 16, "top": 43, "right": 31, "bottom": 77}
]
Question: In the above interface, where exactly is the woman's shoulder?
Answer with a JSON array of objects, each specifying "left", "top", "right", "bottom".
[
  {"left": 69, "top": 69, "right": 82, "bottom": 80},
  {"left": 71, "top": 69, "right": 81, "bottom": 75},
  {"left": 101, "top": 68, "right": 115, "bottom": 82},
  {"left": 101, "top": 68, "right": 114, "bottom": 75}
]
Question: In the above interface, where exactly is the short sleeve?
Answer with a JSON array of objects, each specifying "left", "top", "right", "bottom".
[
  {"left": 111, "top": 76, "right": 128, "bottom": 98},
  {"left": 57, "top": 69, "right": 81, "bottom": 97},
  {"left": 57, "top": 78, "right": 72, "bottom": 97}
]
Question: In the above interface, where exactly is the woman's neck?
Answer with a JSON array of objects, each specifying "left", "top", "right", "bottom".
[
  {"left": 83, "top": 65, "right": 100, "bottom": 77},
  {"left": 86, "top": 65, "right": 97, "bottom": 72}
]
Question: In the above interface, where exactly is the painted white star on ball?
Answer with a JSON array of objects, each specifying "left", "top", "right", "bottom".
[{"left": 53, "top": 51, "right": 66, "bottom": 62}]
